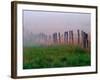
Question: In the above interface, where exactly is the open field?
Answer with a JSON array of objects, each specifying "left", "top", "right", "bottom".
[{"left": 23, "top": 45, "right": 91, "bottom": 69}]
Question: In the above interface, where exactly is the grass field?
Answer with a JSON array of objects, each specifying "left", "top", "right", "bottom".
[{"left": 23, "top": 45, "right": 91, "bottom": 69}]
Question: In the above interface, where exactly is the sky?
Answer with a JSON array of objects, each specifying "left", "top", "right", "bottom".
[
  {"left": 23, "top": 10, "right": 91, "bottom": 35},
  {"left": 23, "top": 10, "right": 91, "bottom": 46}
]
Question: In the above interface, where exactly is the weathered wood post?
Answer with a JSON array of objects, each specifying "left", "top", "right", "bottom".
[
  {"left": 81, "top": 31, "right": 89, "bottom": 48},
  {"left": 86, "top": 33, "right": 89, "bottom": 48},
  {"left": 84, "top": 32, "right": 88, "bottom": 48},
  {"left": 77, "top": 29, "right": 80, "bottom": 44},
  {"left": 71, "top": 30, "right": 74, "bottom": 44},
  {"left": 58, "top": 32, "right": 61, "bottom": 44},
  {"left": 69, "top": 31, "right": 71, "bottom": 44},
  {"left": 69, "top": 30, "right": 74, "bottom": 44},
  {"left": 81, "top": 31, "right": 84, "bottom": 48},
  {"left": 64, "top": 31, "right": 68, "bottom": 44},
  {"left": 53, "top": 32, "right": 58, "bottom": 44}
]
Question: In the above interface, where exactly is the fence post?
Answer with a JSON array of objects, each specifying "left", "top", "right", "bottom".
[
  {"left": 53, "top": 32, "right": 58, "bottom": 44},
  {"left": 64, "top": 31, "right": 68, "bottom": 44},
  {"left": 81, "top": 31, "right": 84, "bottom": 48},
  {"left": 58, "top": 32, "right": 61, "bottom": 44},
  {"left": 69, "top": 31, "right": 71, "bottom": 44},
  {"left": 84, "top": 32, "right": 88, "bottom": 48},
  {"left": 71, "top": 30, "right": 74, "bottom": 44},
  {"left": 69, "top": 30, "right": 74, "bottom": 44},
  {"left": 77, "top": 29, "right": 80, "bottom": 44},
  {"left": 81, "top": 31, "right": 89, "bottom": 48}
]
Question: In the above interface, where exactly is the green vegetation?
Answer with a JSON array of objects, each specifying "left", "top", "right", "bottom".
[{"left": 23, "top": 45, "right": 91, "bottom": 69}]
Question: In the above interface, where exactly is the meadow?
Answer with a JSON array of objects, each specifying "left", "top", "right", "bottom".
[{"left": 23, "top": 45, "right": 91, "bottom": 69}]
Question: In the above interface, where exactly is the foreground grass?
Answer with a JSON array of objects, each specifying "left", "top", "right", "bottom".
[{"left": 23, "top": 45, "right": 91, "bottom": 69}]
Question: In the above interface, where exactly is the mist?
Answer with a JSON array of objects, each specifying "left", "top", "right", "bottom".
[{"left": 23, "top": 10, "right": 91, "bottom": 47}]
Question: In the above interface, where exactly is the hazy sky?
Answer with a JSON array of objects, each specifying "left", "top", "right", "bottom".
[{"left": 23, "top": 10, "right": 91, "bottom": 35}]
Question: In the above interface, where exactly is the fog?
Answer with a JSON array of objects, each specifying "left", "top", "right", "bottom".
[{"left": 23, "top": 10, "right": 91, "bottom": 46}]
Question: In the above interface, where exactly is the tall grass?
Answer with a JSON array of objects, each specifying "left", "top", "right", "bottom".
[{"left": 23, "top": 45, "right": 90, "bottom": 69}]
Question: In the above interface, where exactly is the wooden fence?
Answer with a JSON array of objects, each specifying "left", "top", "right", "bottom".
[
  {"left": 52, "top": 29, "right": 90, "bottom": 49},
  {"left": 35, "top": 29, "right": 90, "bottom": 49}
]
